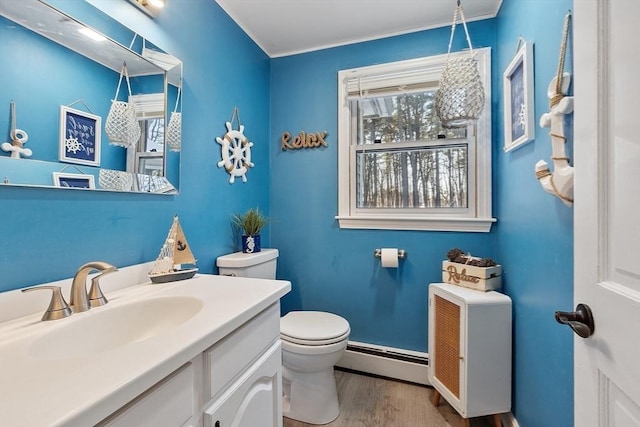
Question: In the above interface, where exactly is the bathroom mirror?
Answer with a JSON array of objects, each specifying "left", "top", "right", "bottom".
[{"left": 0, "top": 0, "right": 182, "bottom": 194}]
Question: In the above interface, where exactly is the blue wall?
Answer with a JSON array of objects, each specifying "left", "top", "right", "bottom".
[
  {"left": 270, "top": 1, "right": 574, "bottom": 425},
  {"left": 269, "top": 21, "right": 498, "bottom": 352},
  {"left": 494, "top": 1, "right": 574, "bottom": 426},
  {"left": 0, "top": 0, "right": 271, "bottom": 291},
  {"left": 0, "top": 1, "right": 574, "bottom": 426}
]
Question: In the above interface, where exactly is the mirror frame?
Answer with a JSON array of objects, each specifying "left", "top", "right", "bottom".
[{"left": 0, "top": 0, "right": 182, "bottom": 194}]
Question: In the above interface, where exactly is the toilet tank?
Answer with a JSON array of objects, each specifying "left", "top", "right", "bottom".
[{"left": 216, "top": 248, "right": 278, "bottom": 279}]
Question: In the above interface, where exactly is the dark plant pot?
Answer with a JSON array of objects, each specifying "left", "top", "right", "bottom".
[{"left": 242, "top": 234, "right": 261, "bottom": 253}]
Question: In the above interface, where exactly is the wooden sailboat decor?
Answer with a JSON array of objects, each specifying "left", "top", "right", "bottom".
[{"left": 149, "top": 215, "right": 198, "bottom": 283}]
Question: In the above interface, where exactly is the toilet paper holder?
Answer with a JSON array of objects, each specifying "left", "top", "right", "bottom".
[{"left": 373, "top": 248, "right": 407, "bottom": 259}]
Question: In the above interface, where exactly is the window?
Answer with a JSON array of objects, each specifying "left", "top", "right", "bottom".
[
  {"left": 336, "top": 48, "right": 494, "bottom": 232},
  {"left": 125, "top": 93, "right": 165, "bottom": 178}
]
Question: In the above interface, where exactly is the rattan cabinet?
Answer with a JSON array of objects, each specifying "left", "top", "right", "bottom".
[{"left": 428, "top": 283, "right": 512, "bottom": 426}]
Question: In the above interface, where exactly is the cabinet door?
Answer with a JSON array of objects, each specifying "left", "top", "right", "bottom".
[
  {"left": 431, "top": 293, "right": 463, "bottom": 403},
  {"left": 204, "top": 341, "right": 282, "bottom": 427},
  {"left": 205, "top": 303, "right": 280, "bottom": 401}
]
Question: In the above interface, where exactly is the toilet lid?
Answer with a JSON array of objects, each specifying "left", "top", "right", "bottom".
[{"left": 280, "top": 311, "right": 350, "bottom": 346}]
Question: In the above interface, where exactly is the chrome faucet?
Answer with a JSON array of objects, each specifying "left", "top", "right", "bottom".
[{"left": 70, "top": 261, "right": 117, "bottom": 313}]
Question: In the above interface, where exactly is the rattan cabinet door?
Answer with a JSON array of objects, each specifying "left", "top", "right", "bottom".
[{"left": 433, "top": 294, "right": 461, "bottom": 399}]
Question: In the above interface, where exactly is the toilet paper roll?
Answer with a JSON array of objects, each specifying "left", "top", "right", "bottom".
[{"left": 380, "top": 248, "right": 399, "bottom": 268}]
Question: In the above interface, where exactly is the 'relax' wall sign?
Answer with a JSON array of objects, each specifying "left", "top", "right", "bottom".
[{"left": 281, "top": 131, "right": 328, "bottom": 151}]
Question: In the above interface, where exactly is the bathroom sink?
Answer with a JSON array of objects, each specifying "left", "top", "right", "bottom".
[{"left": 28, "top": 296, "right": 203, "bottom": 360}]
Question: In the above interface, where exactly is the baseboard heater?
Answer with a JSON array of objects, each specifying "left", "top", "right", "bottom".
[{"left": 336, "top": 341, "right": 431, "bottom": 386}]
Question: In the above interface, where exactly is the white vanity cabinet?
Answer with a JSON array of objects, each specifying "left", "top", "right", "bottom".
[
  {"left": 98, "top": 302, "right": 283, "bottom": 427},
  {"left": 203, "top": 302, "right": 283, "bottom": 427},
  {"left": 0, "top": 271, "right": 291, "bottom": 427}
]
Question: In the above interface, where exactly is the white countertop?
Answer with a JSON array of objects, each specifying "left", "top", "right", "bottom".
[{"left": 0, "top": 272, "right": 290, "bottom": 427}]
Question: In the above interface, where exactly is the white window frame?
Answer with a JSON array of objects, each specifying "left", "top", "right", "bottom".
[
  {"left": 336, "top": 48, "right": 495, "bottom": 232},
  {"left": 126, "top": 93, "right": 166, "bottom": 177}
]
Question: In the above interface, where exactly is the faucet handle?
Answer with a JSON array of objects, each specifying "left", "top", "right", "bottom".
[
  {"left": 88, "top": 266, "right": 117, "bottom": 307},
  {"left": 22, "top": 285, "right": 73, "bottom": 321}
]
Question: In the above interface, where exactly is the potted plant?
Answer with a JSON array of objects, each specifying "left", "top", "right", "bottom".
[{"left": 232, "top": 207, "right": 268, "bottom": 253}]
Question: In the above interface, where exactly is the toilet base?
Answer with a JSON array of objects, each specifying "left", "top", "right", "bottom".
[{"left": 282, "top": 366, "right": 339, "bottom": 425}]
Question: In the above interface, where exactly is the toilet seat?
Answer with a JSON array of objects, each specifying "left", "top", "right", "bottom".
[
  {"left": 281, "top": 311, "right": 350, "bottom": 346},
  {"left": 281, "top": 330, "right": 350, "bottom": 346}
]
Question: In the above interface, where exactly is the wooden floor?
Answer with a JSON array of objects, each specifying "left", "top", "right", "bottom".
[{"left": 283, "top": 369, "right": 496, "bottom": 427}]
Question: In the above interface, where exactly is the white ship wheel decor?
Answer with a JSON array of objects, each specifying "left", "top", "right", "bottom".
[{"left": 216, "top": 108, "right": 254, "bottom": 184}]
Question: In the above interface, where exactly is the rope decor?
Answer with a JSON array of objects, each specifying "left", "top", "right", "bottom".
[
  {"left": 534, "top": 10, "right": 575, "bottom": 207},
  {"left": 550, "top": 13, "right": 572, "bottom": 108},
  {"left": 534, "top": 168, "right": 573, "bottom": 203},
  {"left": 435, "top": 0, "right": 485, "bottom": 128},
  {"left": 535, "top": 169, "right": 551, "bottom": 179},
  {"left": 99, "top": 169, "right": 133, "bottom": 191},
  {"left": 550, "top": 132, "right": 567, "bottom": 141},
  {"left": 549, "top": 176, "right": 574, "bottom": 203}
]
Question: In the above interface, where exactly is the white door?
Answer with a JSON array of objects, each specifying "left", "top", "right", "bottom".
[{"left": 573, "top": 0, "right": 640, "bottom": 426}]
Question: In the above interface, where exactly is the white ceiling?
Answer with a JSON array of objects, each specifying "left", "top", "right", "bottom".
[{"left": 214, "top": 0, "right": 503, "bottom": 58}]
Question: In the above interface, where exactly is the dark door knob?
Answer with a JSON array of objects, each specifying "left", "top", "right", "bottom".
[{"left": 555, "top": 303, "right": 595, "bottom": 338}]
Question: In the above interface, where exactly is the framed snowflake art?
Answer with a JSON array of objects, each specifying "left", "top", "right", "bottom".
[
  {"left": 59, "top": 105, "right": 101, "bottom": 166},
  {"left": 503, "top": 40, "right": 534, "bottom": 153}
]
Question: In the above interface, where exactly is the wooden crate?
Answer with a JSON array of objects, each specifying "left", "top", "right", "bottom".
[{"left": 442, "top": 260, "right": 502, "bottom": 291}]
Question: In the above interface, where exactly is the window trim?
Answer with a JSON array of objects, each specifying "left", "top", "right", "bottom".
[{"left": 336, "top": 48, "right": 495, "bottom": 232}]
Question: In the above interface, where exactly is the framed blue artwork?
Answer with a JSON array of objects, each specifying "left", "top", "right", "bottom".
[
  {"left": 59, "top": 105, "right": 101, "bottom": 166},
  {"left": 52, "top": 172, "right": 95, "bottom": 189},
  {"left": 503, "top": 40, "right": 534, "bottom": 152}
]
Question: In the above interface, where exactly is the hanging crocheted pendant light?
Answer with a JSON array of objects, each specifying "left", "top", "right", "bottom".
[
  {"left": 105, "top": 63, "right": 141, "bottom": 147},
  {"left": 435, "top": 0, "right": 485, "bottom": 128}
]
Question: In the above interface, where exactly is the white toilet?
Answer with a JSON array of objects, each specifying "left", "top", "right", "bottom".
[{"left": 216, "top": 248, "right": 350, "bottom": 425}]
